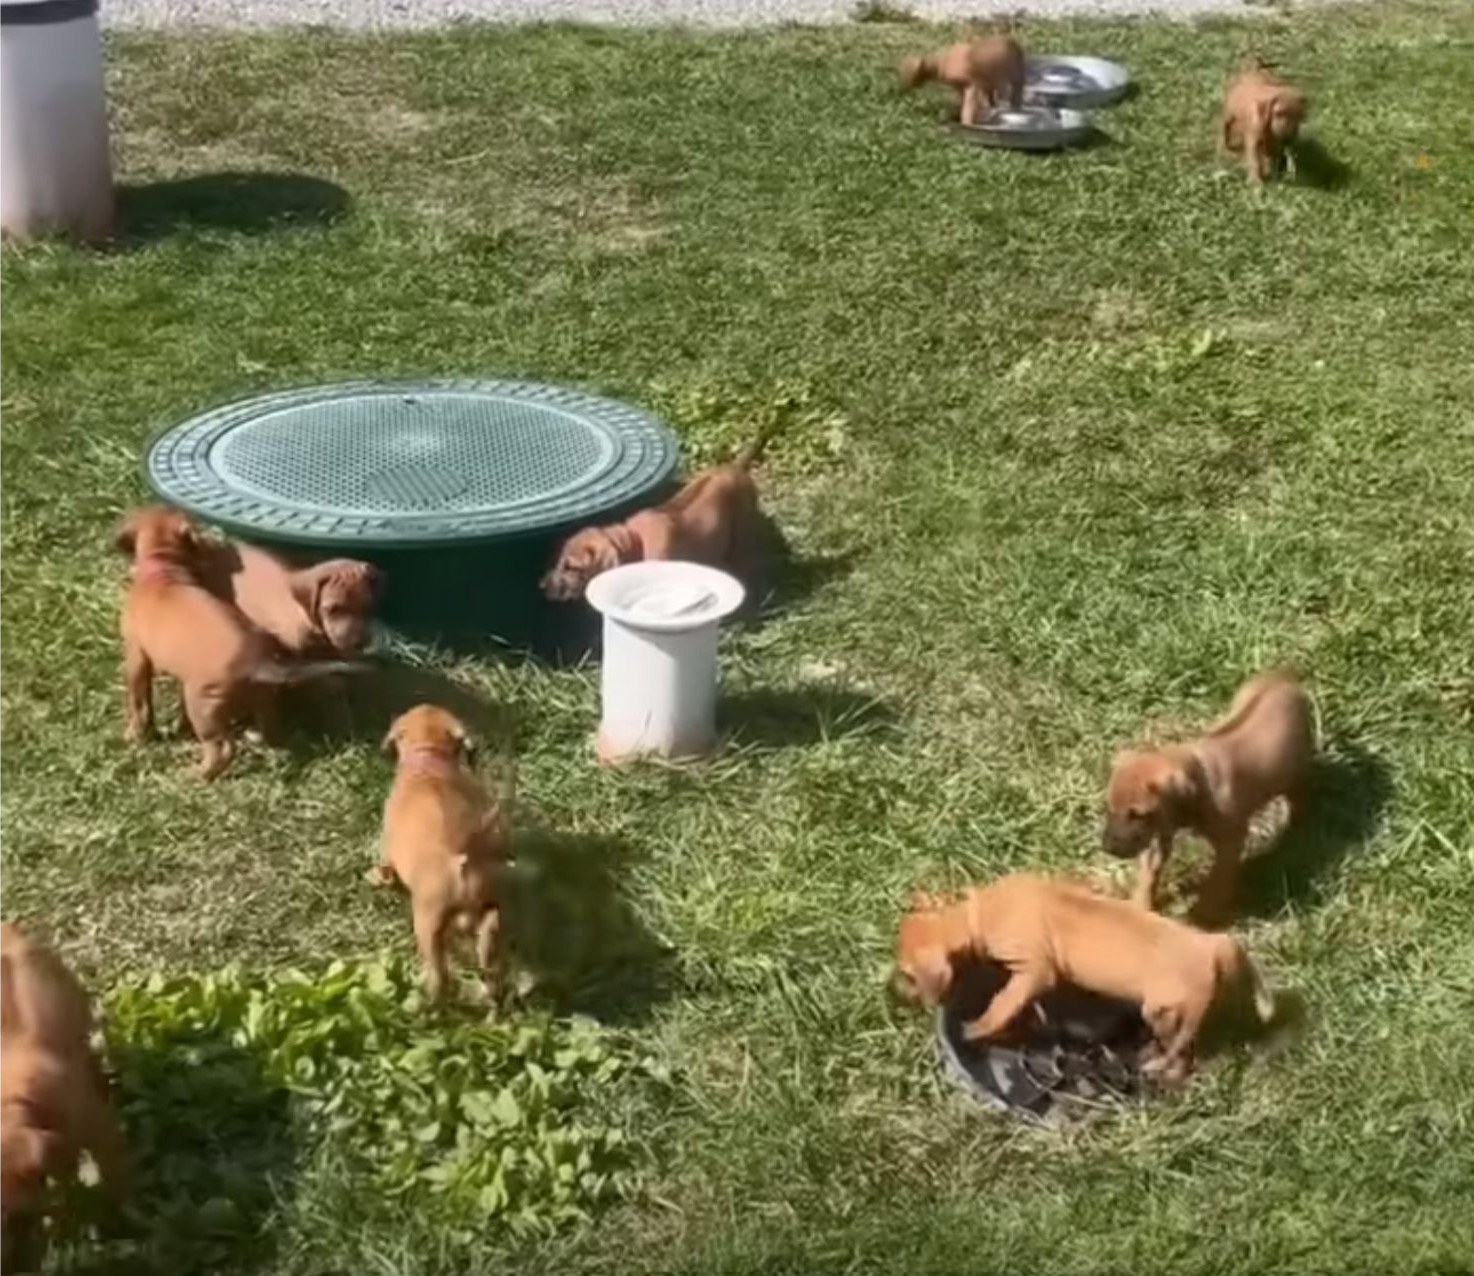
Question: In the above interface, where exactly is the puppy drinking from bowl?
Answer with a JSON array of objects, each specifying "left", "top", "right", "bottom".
[
  {"left": 1103, "top": 670, "right": 1316, "bottom": 922},
  {"left": 370, "top": 705, "right": 512, "bottom": 1005},
  {"left": 541, "top": 439, "right": 768, "bottom": 603},
  {"left": 900, "top": 35, "right": 1025, "bottom": 127},
  {"left": 891, "top": 874, "right": 1276, "bottom": 1083}
]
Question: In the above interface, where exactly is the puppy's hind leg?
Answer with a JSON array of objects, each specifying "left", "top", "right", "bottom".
[
  {"left": 122, "top": 640, "right": 156, "bottom": 744},
  {"left": 475, "top": 905, "right": 503, "bottom": 1009},
  {"left": 183, "top": 685, "right": 237, "bottom": 781},
  {"left": 413, "top": 901, "right": 452, "bottom": 1003}
]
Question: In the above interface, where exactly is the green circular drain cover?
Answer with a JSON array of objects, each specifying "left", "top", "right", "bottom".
[{"left": 146, "top": 380, "right": 679, "bottom": 548}]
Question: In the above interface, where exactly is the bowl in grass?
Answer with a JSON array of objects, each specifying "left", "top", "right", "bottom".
[
  {"left": 954, "top": 105, "right": 1096, "bottom": 152},
  {"left": 1024, "top": 56, "right": 1131, "bottom": 110}
]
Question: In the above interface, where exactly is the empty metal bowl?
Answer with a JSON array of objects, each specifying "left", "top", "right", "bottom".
[
  {"left": 1024, "top": 55, "right": 1131, "bottom": 110},
  {"left": 955, "top": 105, "right": 1095, "bottom": 152},
  {"left": 936, "top": 960, "right": 1149, "bottom": 1126}
]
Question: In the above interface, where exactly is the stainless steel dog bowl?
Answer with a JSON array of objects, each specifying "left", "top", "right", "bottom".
[
  {"left": 955, "top": 105, "right": 1096, "bottom": 152},
  {"left": 1024, "top": 55, "right": 1131, "bottom": 110},
  {"left": 936, "top": 961, "right": 1148, "bottom": 1126}
]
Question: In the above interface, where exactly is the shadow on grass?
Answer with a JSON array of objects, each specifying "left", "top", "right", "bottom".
[
  {"left": 271, "top": 659, "right": 511, "bottom": 763},
  {"left": 1238, "top": 735, "right": 1392, "bottom": 919},
  {"left": 1292, "top": 138, "right": 1352, "bottom": 191},
  {"left": 504, "top": 829, "right": 677, "bottom": 1027},
  {"left": 58, "top": 1036, "right": 297, "bottom": 1275},
  {"left": 116, "top": 171, "right": 349, "bottom": 241},
  {"left": 720, "top": 685, "right": 901, "bottom": 749}
]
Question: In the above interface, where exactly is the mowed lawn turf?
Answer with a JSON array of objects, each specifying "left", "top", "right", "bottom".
[{"left": 4, "top": 2, "right": 1474, "bottom": 1272}]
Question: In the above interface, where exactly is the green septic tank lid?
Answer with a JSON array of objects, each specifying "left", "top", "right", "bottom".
[{"left": 145, "top": 379, "right": 679, "bottom": 549}]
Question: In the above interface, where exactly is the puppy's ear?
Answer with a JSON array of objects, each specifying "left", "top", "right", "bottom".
[
  {"left": 450, "top": 719, "right": 476, "bottom": 762},
  {"left": 909, "top": 947, "right": 955, "bottom": 1007},
  {"left": 291, "top": 569, "right": 330, "bottom": 627},
  {"left": 1152, "top": 755, "right": 1207, "bottom": 820},
  {"left": 112, "top": 512, "right": 140, "bottom": 556},
  {"left": 380, "top": 723, "right": 400, "bottom": 757}
]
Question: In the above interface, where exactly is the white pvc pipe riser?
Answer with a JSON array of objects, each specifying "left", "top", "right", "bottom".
[
  {"left": 596, "top": 619, "right": 721, "bottom": 763},
  {"left": 1, "top": 0, "right": 114, "bottom": 243}
]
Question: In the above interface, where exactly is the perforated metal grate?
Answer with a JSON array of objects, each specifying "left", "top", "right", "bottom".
[{"left": 146, "top": 380, "right": 678, "bottom": 548}]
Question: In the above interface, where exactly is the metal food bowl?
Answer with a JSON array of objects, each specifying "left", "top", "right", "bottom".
[
  {"left": 936, "top": 960, "right": 1149, "bottom": 1126},
  {"left": 955, "top": 105, "right": 1096, "bottom": 152},
  {"left": 1024, "top": 55, "right": 1131, "bottom": 110}
]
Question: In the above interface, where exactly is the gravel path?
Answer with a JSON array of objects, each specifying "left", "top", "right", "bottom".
[{"left": 104, "top": 0, "right": 1356, "bottom": 31}]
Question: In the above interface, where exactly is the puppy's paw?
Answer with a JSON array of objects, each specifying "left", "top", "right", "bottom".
[{"left": 365, "top": 864, "right": 397, "bottom": 889}]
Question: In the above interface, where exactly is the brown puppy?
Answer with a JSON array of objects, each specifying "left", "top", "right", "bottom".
[
  {"left": 2, "top": 924, "right": 126, "bottom": 1271},
  {"left": 1221, "top": 57, "right": 1307, "bottom": 185},
  {"left": 541, "top": 442, "right": 766, "bottom": 602},
  {"left": 901, "top": 35, "right": 1025, "bottom": 127},
  {"left": 372, "top": 705, "right": 511, "bottom": 1004},
  {"left": 115, "top": 506, "right": 360, "bottom": 779},
  {"left": 1104, "top": 671, "right": 1316, "bottom": 921},
  {"left": 891, "top": 874, "right": 1275, "bottom": 1081},
  {"left": 201, "top": 541, "right": 381, "bottom": 656}
]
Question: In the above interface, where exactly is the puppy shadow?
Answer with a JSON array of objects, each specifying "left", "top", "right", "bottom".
[
  {"left": 276, "top": 659, "right": 510, "bottom": 759},
  {"left": 720, "top": 685, "right": 902, "bottom": 750},
  {"left": 743, "top": 520, "right": 858, "bottom": 628},
  {"left": 1237, "top": 737, "right": 1392, "bottom": 919},
  {"left": 503, "top": 829, "right": 677, "bottom": 1026},
  {"left": 116, "top": 171, "right": 349, "bottom": 242},
  {"left": 60, "top": 1035, "right": 296, "bottom": 1274},
  {"left": 1292, "top": 138, "right": 1351, "bottom": 190},
  {"left": 1200, "top": 987, "right": 1308, "bottom": 1067}
]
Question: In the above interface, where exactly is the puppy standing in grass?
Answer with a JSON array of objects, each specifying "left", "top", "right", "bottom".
[
  {"left": 1221, "top": 57, "right": 1307, "bottom": 185},
  {"left": 1103, "top": 671, "right": 1316, "bottom": 922},
  {"left": 115, "top": 507, "right": 363, "bottom": 779},
  {"left": 372, "top": 705, "right": 511, "bottom": 1005},
  {"left": 891, "top": 874, "right": 1276, "bottom": 1082},
  {"left": 900, "top": 35, "right": 1025, "bottom": 127},
  {"left": 541, "top": 435, "right": 770, "bottom": 603},
  {"left": 2, "top": 924, "right": 126, "bottom": 1272}
]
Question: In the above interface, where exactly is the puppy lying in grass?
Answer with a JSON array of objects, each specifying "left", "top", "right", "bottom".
[
  {"left": 1103, "top": 670, "right": 1316, "bottom": 922},
  {"left": 900, "top": 35, "right": 1025, "bottom": 127},
  {"left": 1221, "top": 57, "right": 1307, "bottom": 185},
  {"left": 891, "top": 875, "right": 1275, "bottom": 1082},
  {"left": 115, "top": 507, "right": 363, "bottom": 779},
  {"left": 2, "top": 924, "right": 126, "bottom": 1272},
  {"left": 371, "top": 705, "right": 511, "bottom": 1005},
  {"left": 541, "top": 439, "right": 768, "bottom": 603}
]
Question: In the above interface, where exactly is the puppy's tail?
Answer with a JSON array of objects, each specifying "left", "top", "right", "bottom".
[
  {"left": 732, "top": 414, "right": 785, "bottom": 471},
  {"left": 251, "top": 657, "right": 368, "bottom": 686}
]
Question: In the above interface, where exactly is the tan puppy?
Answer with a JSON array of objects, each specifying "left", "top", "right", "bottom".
[
  {"left": 201, "top": 541, "right": 381, "bottom": 656},
  {"left": 541, "top": 442, "right": 765, "bottom": 602},
  {"left": 372, "top": 705, "right": 510, "bottom": 1003},
  {"left": 1104, "top": 671, "right": 1316, "bottom": 920},
  {"left": 115, "top": 506, "right": 360, "bottom": 779},
  {"left": 891, "top": 874, "right": 1275, "bottom": 1081},
  {"left": 2, "top": 924, "right": 126, "bottom": 1271},
  {"left": 901, "top": 35, "right": 1025, "bottom": 127},
  {"left": 1221, "top": 57, "right": 1307, "bottom": 185}
]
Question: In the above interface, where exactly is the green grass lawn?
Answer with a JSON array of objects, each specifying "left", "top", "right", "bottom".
[{"left": 4, "top": 2, "right": 1474, "bottom": 1272}]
